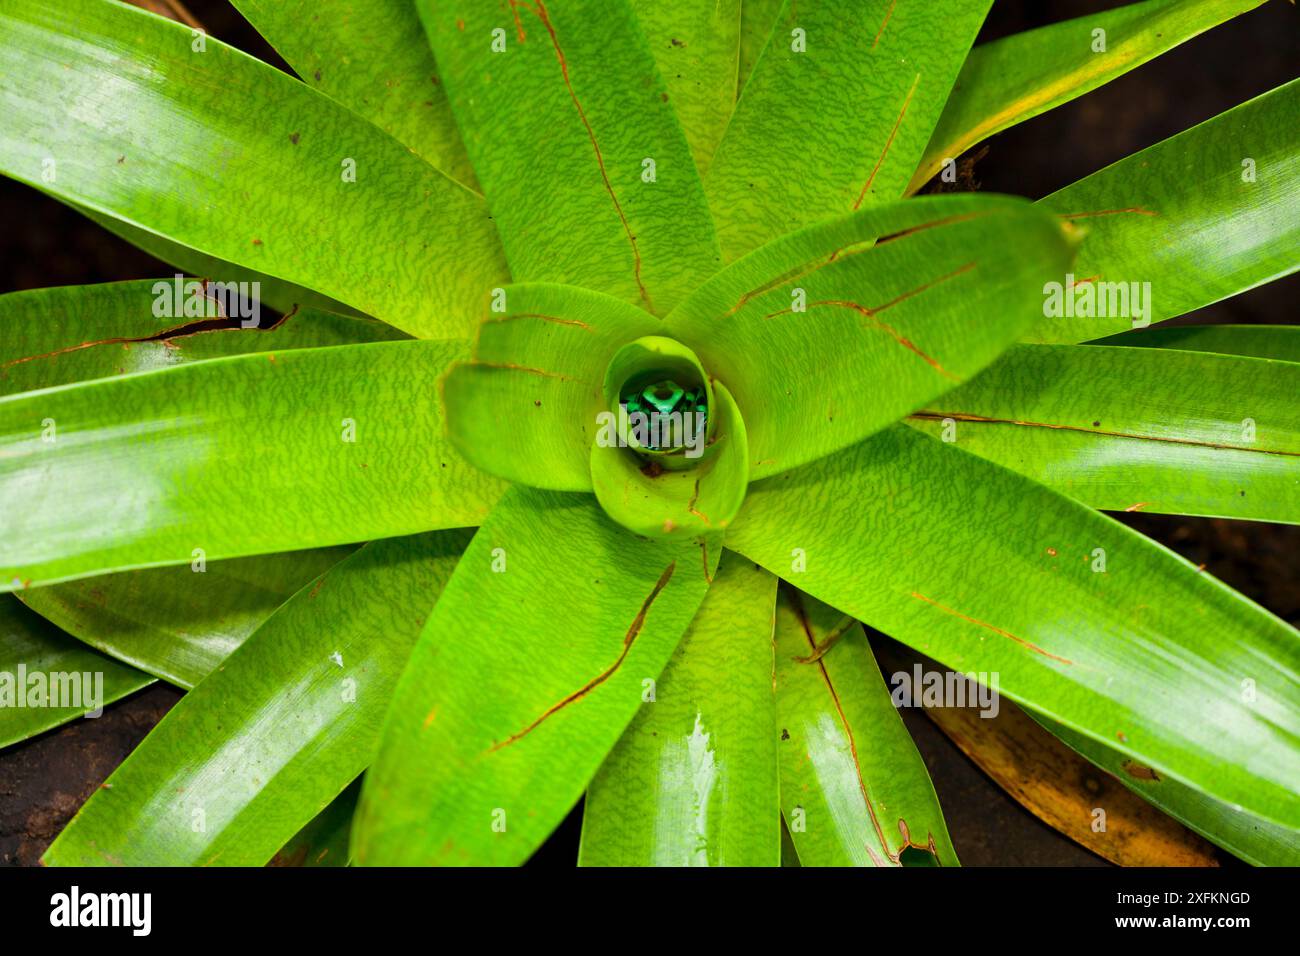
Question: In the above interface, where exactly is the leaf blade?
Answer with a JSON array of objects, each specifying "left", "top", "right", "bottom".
[
  {"left": 231, "top": 0, "right": 479, "bottom": 189},
  {"left": 909, "top": 0, "right": 1265, "bottom": 194},
  {"left": 418, "top": 0, "right": 720, "bottom": 314},
  {"left": 0, "top": 0, "right": 507, "bottom": 339},
  {"left": 775, "top": 589, "right": 957, "bottom": 866},
  {"left": 0, "top": 280, "right": 402, "bottom": 398},
  {"left": 1029, "top": 80, "right": 1299, "bottom": 342},
  {"left": 0, "top": 340, "right": 504, "bottom": 591},
  {"left": 630, "top": 0, "right": 740, "bottom": 177},
  {"left": 908, "top": 344, "right": 1300, "bottom": 523},
  {"left": 354, "top": 487, "right": 714, "bottom": 866},
  {"left": 580, "top": 551, "right": 778, "bottom": 866},
  {"left": 42, "top": 531, "right": 469, "bottom": 867},
  {"left": 726, "top": 425, "right": 1300, "bottom": 829},
  {"left": 1041, "top": 715, "right": 1300, "bottom": 866},
  {"left": 22, "top": 548, "right": 353, "bottom": 689},
  {"left": 706, "top": 0, "right": 992, "bottom": 260},
  {"left": 666, "top": 195, "right": 1077, "bottom": 479},
  {"left": 0, "top": 596, "right": 151, "bottom": 749}
]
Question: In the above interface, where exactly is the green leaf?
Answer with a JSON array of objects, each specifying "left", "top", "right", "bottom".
[
  {"left": 737, "top": 0, "right": 782, "bottom": 97},
  {"left": 354, "top": 487, "right": 715, "bottom": 866},
  {"left": 1029, "top": 80, "right": 1299, "bottom": 342},
  {"left": 908, "top": 344, "right": 1300, "bottom": 524},
  {"left": 66, "top": 204, "right": 367, "bottom": 320},
  {"left": 42, "top": 531, "right": 469, "bottom": 867},
  {"left": 579, "top": 551, "right": 778, "bottom": 866},
  {"left": 416, "top": 0, "right": 720, "bottom": 314},
  {"left": 231, "top": 0, "right": 479, "bottom": 189},
  {"left": 1039, "top": 715, "right": 1300, "bottom": 867},
  {"left": 443, "top": 283, "right": 660, "bottom": 491},
  {"left": 725, "top": 424, "right": 1300, "bottom": 829},
  {"left": 706, "top": 0, "right": 991, "bottom": 260},
  {"left": 630, "top": 0, "right": 740, "bottom": 177},
  {"left": 909, "top": 0, "right": 1265, "bottom": 194},
  {"left": 21, "top": 548, "right": 353, "bottom": 689},
  {"left": 0, "top": 595, "right": 152, "bottom": 749},
  {"left": 0, "top": 0, "right": 507, "bottom": 339},
  {"left": 774, "top": 589, "right": 957, "bottom": 866},
  {"left": 0, "top": 280, "right": 402, "bottom": 398},
  {"left": 0, "top": 341, "right": 505, "bottom": 591},
  {"left": 665, "top": 195, "right": 1077, "bottom": 479},
  {"left": 0, "top": 278, "right": 379, "bottom": 687},
  {"left": 1091, "top": 324, "right": 1300, "bottom": 364}
]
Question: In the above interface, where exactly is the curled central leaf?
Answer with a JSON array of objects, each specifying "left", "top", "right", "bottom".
[{"left": 600, "top": 336, "right": 715, "bottom": 471}]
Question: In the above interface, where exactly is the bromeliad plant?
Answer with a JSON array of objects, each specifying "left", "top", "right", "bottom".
[{"left": 0, "top": 0, "right": 1296, "bottom": 867}]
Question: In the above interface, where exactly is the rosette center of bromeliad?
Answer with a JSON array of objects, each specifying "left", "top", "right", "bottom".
[
  {"left": 617, "top": 372, "right": 709, "bottom": 456},
  {"left": 590, "top": 336, "right": 749, "bottom": 538}
]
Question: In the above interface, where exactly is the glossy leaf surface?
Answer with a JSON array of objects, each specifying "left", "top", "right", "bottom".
[
  {"left": 355, "top": 487, "right": 715, "bottom": 865},
  {"left": 727, "top": 425, "right": 1300, "bottom": 829},
  {"left": 44, "top": 531, "right": 469, "bottom": 866},
  {"left": 417, "top": 0, "right": 719, "bottom": 314},
  {"left": 666, "top": 195, "right": 1077, "bottom": 479},
  {"left": 0, "top": 0, "right": 507, "bottom": 339},
  {"left": 910, "top": 0, "right": 1264, "bottom": 193},
  {"left": 0, "top": 341, "right": 503, "bottom": 590},
  {"left": 707, "top": 0, "right": 991, "bottom": 259},
  {"left": 580, "top": 552, "right": 778, "bottom": 866},
  {"left": 1030, "top": 81, "right": 1299, "bottom": 342},
  {"left": 775, "top": 590, "right": 957, "bottom": 866},
  {"left": 232, "top": 0, "right": 478, "bottom": 188},
  {"left": 0, "top": 596, "right": 151, "bottom": 750},
  {"left": 909, "top": 344, "right": 1300, "bottom": 523}
]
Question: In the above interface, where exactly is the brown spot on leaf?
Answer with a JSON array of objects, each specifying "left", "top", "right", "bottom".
[{"left": 1122, "top": 760, "right": 1161, "bottom": 782}]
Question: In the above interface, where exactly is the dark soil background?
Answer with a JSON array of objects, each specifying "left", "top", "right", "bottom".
[{"left": 1, "top": 0, "right": 1296, "bottom": 867}]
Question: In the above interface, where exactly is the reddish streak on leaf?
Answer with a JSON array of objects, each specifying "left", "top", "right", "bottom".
[
  {"left": 699, "top": 539, "right": 713, "bottom": 584},
  {"left": 865, "top": 261, "right": 976, "bottom": 315},
  {"left": 852, "top": 73, "right": 920, "bottom": 211},
  {"left": 873, "top": 210, "right": 994, "bottom": 247},
  {"left": 910, "top": 411, "right": 1300, "bottom": 457},
  {"left": 487, "top": 312, "right": 593, "bottom": 331},
  {"left": 871, "top": 0, "right": 897, "bottom": 49},
  {"left": 910, "top": 592, "right": 1075, "bottom": 665},
  {"left": 487, "top": 562, "right": 677, "bottom": 752},
  {"left": 897, "top": 818, "right": 941, "bottom": 860},
  {"left": 512, "top": 0, "right": 654, "bottom": 311},
  {"left": 791, "top": 615, "right": 854, "bottom": 665},
  {"left": 764, "top": 264, "right": 975, "bottom": 380},
  {"left": 473, "top": 361, "right": 578, "bottom": 381},
  {"left": 686, "top": 478, "right": 712, "bottom": 525},
  {"left": 0, "top": 301, "right": 296, "bottom": 371},
  {"left": 508, "top": 0, "right": 528, "bottom": 42},
  {"left": 788, "top": 588, "right": 894, "bottom": 862},
  {"left": 722, "top": 211, "right": 991, "bottom": 319},
  {"left": 1125, "top": 502, "right": 1150, "bottom": 513},
  {"left": 1056, "top": 207, "right": 1160, "bottom": 220}
]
